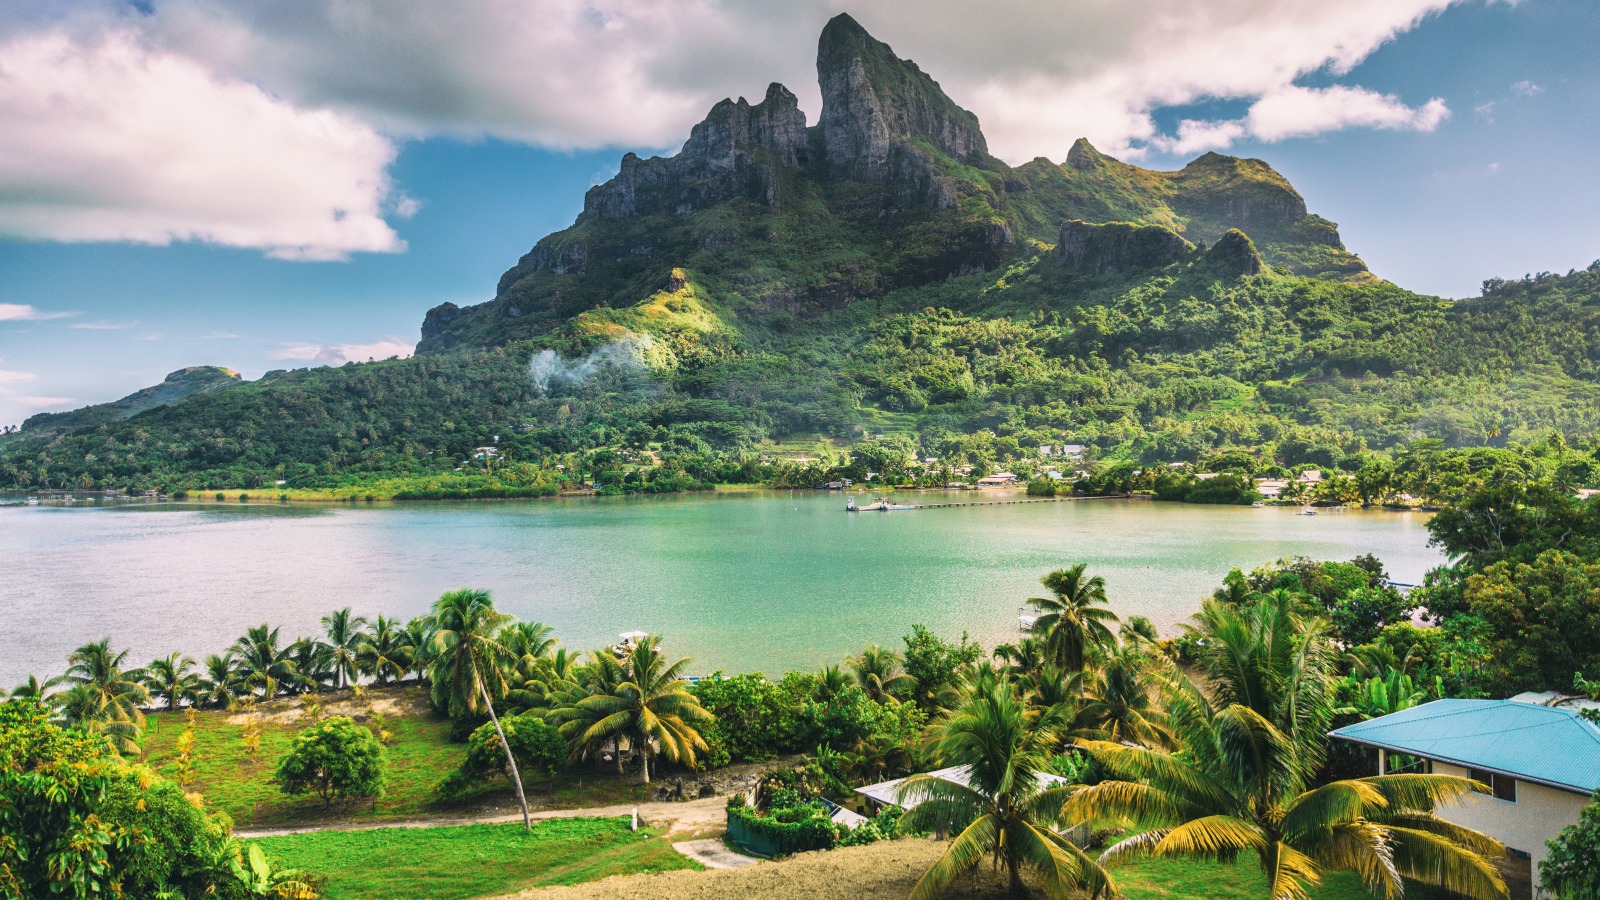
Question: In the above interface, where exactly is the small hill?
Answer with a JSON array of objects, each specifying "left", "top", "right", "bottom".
[{"left": 22, "top": 366, "right": 242, "bottom": 433}]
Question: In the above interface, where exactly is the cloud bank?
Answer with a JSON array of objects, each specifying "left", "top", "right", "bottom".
[
  {"left": 271, "top": 339, "right": 415, "bottom": 365},
  {"left": 0, "top": 0, "right": 1474, "bottom": 258}
]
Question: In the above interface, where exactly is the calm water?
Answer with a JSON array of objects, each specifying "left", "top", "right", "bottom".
[{"left": 0, "top": 492, "right": 1443, "bottom": 686}]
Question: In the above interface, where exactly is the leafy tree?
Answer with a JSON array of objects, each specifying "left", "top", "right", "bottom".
[
  {"left": 1028, "top": 565, "right": 1120, "bottom": 676},
  {"left": 692, "top": 673, "right": 806, "bottom": 764},
  {"left": 1329, "top": 585, "right": 1416, "bottom": 648},
  {"left": 555, "top": 634, "right": 712, "bottom": 784},
  {"left": 896, "top": 676, "right": 1112, "bottom": 899},
  {"left": 902, "top": 624, "right": 983, "bottom": 711},
  {"left": 274, "top": 715, "right": 386, "bottom": 808},
  {"left": 321, "top": 608, "right": 368, "bottom": 690},
  {"left": 0, "top": 698, "right": 245, "bottom": 898},
  {"left": 1461, "top": 549, "right": 1600, "bottom": 692},
  {"left": 1543, "top": 790, "right": 1600, "bottom": 899},
  {"left": 144, "top": 651, "right": 200, "bottom": 711},
  {"left": 459, "top": 714, "right": 566, "bottom": 782}
]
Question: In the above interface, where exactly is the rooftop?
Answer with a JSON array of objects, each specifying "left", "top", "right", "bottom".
[
  {"left": 856, "top": 765, "right": 1069, "bottom": 809},
  {"left": 1329, "top": 698, "right": 1600, "bottom": 794}
]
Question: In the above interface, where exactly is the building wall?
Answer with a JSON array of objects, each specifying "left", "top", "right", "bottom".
[{"left": 1431, "top": 760, "right": 1589, "bottom": 895}]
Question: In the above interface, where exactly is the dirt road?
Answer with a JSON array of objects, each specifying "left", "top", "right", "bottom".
[{"left": 235, "top": 796, "right": 729, "bottom": 840}]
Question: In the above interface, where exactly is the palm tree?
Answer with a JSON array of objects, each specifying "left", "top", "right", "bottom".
[
  {"left": 61, "top": 639, "right": 150, "bottom": 753},
  {"left": 505, "top": 647, "right": 581, "bottom": 717},
  {"left": 232, "top": 624, "right": 298, "bottom": 700},
  {"left": 199, "top": 652, "right": 243, "bottom": 709},
  {"left": 1067, "top": 677, "right": 1508, "bottom": 900},
  {"left": 500, "top": 621, "right": 558, "bottom": 663},
  {"left": 1079, "top": 642, "right": 1170, "bottom": 748},
  {"left": 814, "top": 663, "right": 854, "bottom": 701},
  {"left": 358, "top": 615, "right": 414, "bottom": 685},
  {"left": 1028, "top": 565, "right": 1119, "bottom": 675},
  {"left": 144, "top": 652, "right": 200, "bottom": 711},
  {"left": 427, "top": 588, "right": 529, "bottom": 830},
  {"left": 7, "top": 673, "right": 64, "bottom": 709},
  {"left": 403, "top": 616, "right": 437, "bottom": 684},
  {"left": 896, "top": 676, "right": 1113, "bottom": 899},
  {"left": 321, "top": 607, "right": 369, "bottom": 690},
  {"left": 286, "top": 638, "right": 333, "bottom": 694},
  {"left": 555, "top": 634, "right": 712, "bottom": 785},
  {"left": 850, "top": 645, "right": 915, "bottom": 703}
]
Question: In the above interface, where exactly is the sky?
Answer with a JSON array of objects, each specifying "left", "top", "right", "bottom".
[{"left": 0, "top": 0, "right": 1596, "bottom": 428}]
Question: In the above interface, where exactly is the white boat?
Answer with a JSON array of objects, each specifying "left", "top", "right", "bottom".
[
  {"left": 849, "top": 497, "right": 914, "bottom": 511},
  {"left": 1018, "top": 614, "right": 1039, "bottom": 632}
]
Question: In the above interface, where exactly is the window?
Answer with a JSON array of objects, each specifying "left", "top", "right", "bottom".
[{"left": 1469, "top": 768, "right": 1517, "bottom": 802}]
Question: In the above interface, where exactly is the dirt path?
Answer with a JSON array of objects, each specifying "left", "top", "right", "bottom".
[{"left": 236, "top": 796, "right": 730, "bottom": 840}]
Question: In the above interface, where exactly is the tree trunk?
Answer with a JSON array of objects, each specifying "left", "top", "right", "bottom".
[
  {"left": 639, "top": 738, "right": 651, "bottom": 785},
  {"left": 477, "top": 670, "right": 531, "bottom": 832},
  {"left": 1007, "top": 854, "right": 1024, "bottom": 896}
]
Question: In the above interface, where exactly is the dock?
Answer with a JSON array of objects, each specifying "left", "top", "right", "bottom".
[{"left": 867, "top": 493, "right": 1141, "bottom": 511}]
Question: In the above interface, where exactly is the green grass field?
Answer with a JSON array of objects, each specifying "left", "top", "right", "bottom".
[
  {"left": 141, "top": 687, "right": 656, "bottom": 827},
  {"left": 256, "top": 817, "right": 700, "bottom": 900},
  {"left": 1115, "top": 850, "right": 1453, "bottom": 900}
]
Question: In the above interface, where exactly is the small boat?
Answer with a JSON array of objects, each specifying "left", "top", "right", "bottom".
[
  {"left": 1018, "top": 614, "right": 1039, "bottom": 632},
  {"left": 847, "top": 497, "right": 914, "bottom": 511},
  {"left": 1298, "top": 507, "right": 1318, "bottom": 516}
]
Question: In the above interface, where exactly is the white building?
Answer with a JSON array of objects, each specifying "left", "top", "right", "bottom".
[{"left": 1331, "top": 696, "right": 1600, "bottom": 899}]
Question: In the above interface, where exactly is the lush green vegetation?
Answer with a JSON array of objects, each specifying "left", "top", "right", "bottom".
[
  {"left": 255, "top": 817, "right": 699, "bottom": 900},
  {"left": 1541, "top": 789, "right": 1600, "bottom": 899}
]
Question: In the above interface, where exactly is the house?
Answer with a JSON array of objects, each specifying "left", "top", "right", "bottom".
[
  {"left": 1255, "top": 479, "right": 1287, "bottom": 498},
  {"left": 472, "top": 446, "right": 499, "bottom": 461},
  {"left": 1330, "top": 696, "right": 1600, "bottom": 899},
  {"left": 1061, "top": 444, "right": 1086, "bottom": 459},
  {"left": 975, "top": 472, "right": 1018, "bottom": 487},
  {"left": 856, "top": 765, "right": 1088, "bottom": 844},
  {"left": 1296, "top": 469, "right": 1324, "bottom": 483}
]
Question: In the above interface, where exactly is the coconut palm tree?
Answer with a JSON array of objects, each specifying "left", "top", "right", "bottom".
[
  {"left": 61, "top": 639, "right": 150, "bottom": 753},
  {"left": 232, "top": 624, "right": 298, "bottom": 700},
  {"left": 500, "top": 621, "right": 558, "bottom": 664},
  {"left": 144, "top": 652, "right": 200, "bottom": 711},
  {"left": 1028, "top": 565, "right": 1119, "bottom": 675},
  {"left": 321, "top": 607, "right": 369, "bottom": 690},
  {"left": 1067, "top": 676, "right": 1508, "bottom": 900},
  {"left": 403, "top": 616, "right": 437, "bottom": 684},
  {"left": 286, "top": 638, "right": 333, "bottom": 694},
  {"left": 850, "top": 645, "right": 915, "bottom": 703},
  {"left": 357, "top": 615, "right": 414, "bottom": 685},
  {"left": 505, "top": 647, "right": 581, "bottom": 717},
  {"left": 814, "top": 663, "right": 854, "bottom": 701},
  {"left": 555, "top": 634, "right": 711, "bottom": 784},
  {"left": 1078, "top": 642, "right": 1171, "bottom": 748},
  {"left": 896, "top": 676, "right": 1113, "bottom": 899},
  {"left": 427, "top": 588, "right": 530, "bottom": 830},
  {"left": 199, "top": 652, "right": 243, "bottom": 709},
  {"left": 7, "top": 673, "right": 64, "bottom": 709}
]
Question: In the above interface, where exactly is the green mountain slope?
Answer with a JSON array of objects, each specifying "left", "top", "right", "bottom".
[{"left": 2, "top": 14, "right": 1598, "bottom": 496}]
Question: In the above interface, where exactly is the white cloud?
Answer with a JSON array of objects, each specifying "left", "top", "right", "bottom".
[
  {"left": 1246, "top": 86, "right": 1448, "bottom": 141},
  {"left": 272, "top": 338, "right": 415, "bottom": 365},
  {"left": 69, "top": 320, "right": 139, "bottom": 330},
  {"left": 134, "top": 0, "right": 1470, "bottom": 160},
  {"left": 0, "top": 30, "right": 404, "bottom": 261},
  {"left": 19, "top": 396, "right": 74, "bottom": 409},
  {"left": 0, "top": 303, "right": 69, "bottom": 321},
  {"left": 0, "top": 369, "right": 37, "bottom": 385},
  {"left": 1511, "top": 80, "right": 1542, "bottom": 97}
]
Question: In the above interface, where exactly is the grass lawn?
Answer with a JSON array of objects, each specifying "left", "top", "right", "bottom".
[
  {"left": 1114, "top": 850, "right": 1454, "bottom": 900},
  {"left": 141, "top": 686, "right": 658, "bottom": 827},
  {"left": 256, "top": 817, "right": 701, "bottom": 900}
]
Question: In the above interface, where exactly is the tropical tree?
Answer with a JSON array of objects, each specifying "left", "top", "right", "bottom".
[
  {"left": 851, "top": 644, "right": 916, "bottom": 703},
  {"left": 501, "top": 621, "right": 558, "bottom": 663},
  {"left": 199, "top": 651, "right": 243, "bottom": 709},
  {"left": 426, "top": 588, "right": 529, "bottom": 829},
  {"left": 60, "top": 639, "right": 150, "bottom": 753},
  {"left": 144, "top": 652, "right": 201, "bottom": 711},
  {"left": 1028, "top": 565, "right": 1119, "bottom": 675},
  {"left": 1068, "top": 678, "right": 1509, "bottom": 900},
  {"left": 6, "top": 673, "right": 63, "bottom": 709},
  {"left": 322, "top": 607, "right": 369, "bottom": 690},
  {"left": 555, "top": 634, "right": 712, "bottom": 784},
  {"left": 357, "top": 615, "right": 414, "bottom": 685},
  {"left": 895, "top": 676, "right": 1113, "bottom": 899},
  {"left": 403, "top": 616, "right": 437, "bottom": 684},
  {"left": 232, "top": 625, "right": 298, "bottom": 700},
  {"left": 286, "top": 638, "right": 333, "bottom": 694},
  {"left": 814, "top": 663, "right": 854, "bottom": 702},
  {"left": 1079, "top": 642, "right": 1170, "bottom": 748}
]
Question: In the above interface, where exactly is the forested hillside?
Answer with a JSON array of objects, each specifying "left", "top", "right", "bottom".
[{"left": 3, "top": 14, "right": 1598, "bottom": 497}]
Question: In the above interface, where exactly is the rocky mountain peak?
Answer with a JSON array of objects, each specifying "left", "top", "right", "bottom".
[
  {"left": 1065, "top": 137, "right": 1106, "bottom": 171},
  {"left": 816, "top": 13, "right": 986, "bottom": 178}
]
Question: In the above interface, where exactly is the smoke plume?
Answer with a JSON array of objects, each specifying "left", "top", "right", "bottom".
[{"left": 529, "top": 333, "right": 655, "bottom": 396}]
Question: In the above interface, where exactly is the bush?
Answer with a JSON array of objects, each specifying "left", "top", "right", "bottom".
[
  {"left": 274, "top": 715, "right": 386, "bottom": 807},
  {"left": 726, "top": 798, "right": 836, "bottom": 856},
  {"left": 1542, "top": 789, "right": 1600, "bottom": 899},
  {"left": 837, "top": 806, "right": 903, "bottom": 847},
  {"left": 1026, "top": 477, "right": 1057, "bottom": 497},
  {"left": 460, "top": 714, "right": 565, "bottom": 781}
]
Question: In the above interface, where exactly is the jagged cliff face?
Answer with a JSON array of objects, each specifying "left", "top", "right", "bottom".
[
  {"left": 815, "top": 13, "right": 986, "bottom": 178},
  {"left": 420, "top": 13, "right": 1372, "bottom": 353}
]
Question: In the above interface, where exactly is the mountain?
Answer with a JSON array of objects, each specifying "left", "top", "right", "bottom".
[
  {"left": 22, "top": 366, "right": 242, "bottom": 433},
  {"left": 419, "top": 13, "right": 1366, "bottom": 354},
  {"left": 3, "top": 14, "right": 1599, "bottom": 497}
]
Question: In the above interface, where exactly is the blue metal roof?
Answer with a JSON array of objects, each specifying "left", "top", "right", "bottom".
[{"left": 1330, "top": 699, "right": 1600, "bottom": 794}]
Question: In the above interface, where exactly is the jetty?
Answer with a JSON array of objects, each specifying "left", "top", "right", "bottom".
[{"left": 848, "top": 493, "right": 1140, "bottom": 511}]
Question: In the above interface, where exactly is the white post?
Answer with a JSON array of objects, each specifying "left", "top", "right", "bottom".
[
  {"left": 631, "top": 808, "right": 638, "bottom": 832},
  {"left": 1377, "top": 748, "right": 1387, "bottom": 776}
]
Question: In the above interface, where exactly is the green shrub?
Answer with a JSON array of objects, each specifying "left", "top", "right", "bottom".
[
  {"left": 460, "top": 715, "right": 565, "bottom": 781},
  {"left": 274, "top": 715, "right": 386, "bottom": 807}
]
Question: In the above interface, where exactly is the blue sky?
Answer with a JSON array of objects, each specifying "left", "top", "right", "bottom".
[{"left": 0, "top": 0, "right": 1595, "bottom": 428}]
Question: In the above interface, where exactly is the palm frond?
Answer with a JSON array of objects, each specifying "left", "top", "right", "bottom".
[
  {"left": 907, "top": 814, "right": 1000, "bottom": 900},
  {"left": 1383, "top": 825, "right": 1508, "bottom": 900}
]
